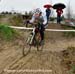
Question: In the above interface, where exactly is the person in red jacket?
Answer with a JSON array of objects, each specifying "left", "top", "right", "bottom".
[{"left": 56, "top": 7, "right": 63, "bottom": 24}]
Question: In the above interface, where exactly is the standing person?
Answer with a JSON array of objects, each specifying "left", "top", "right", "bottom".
[
  {"left": 27, "top": 8, "right": 47, "bottom": 45},
  {"left": 45, "top": 8, "right": 51, "bottom": 23},
  {"left": 56, "top": 7, "right": 63, "bottom": 24}
]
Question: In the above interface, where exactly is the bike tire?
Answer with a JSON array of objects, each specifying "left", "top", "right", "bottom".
[
  {"left": 35, "top": 32, "right": 44, "bottom": 51},
  {"left": 22, "top": 34, "right": 32, "bottom": 56}
]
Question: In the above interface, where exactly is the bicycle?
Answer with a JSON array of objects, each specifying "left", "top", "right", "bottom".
[{"left": 22, "top": 23, "right": 44, "bottom": 56}]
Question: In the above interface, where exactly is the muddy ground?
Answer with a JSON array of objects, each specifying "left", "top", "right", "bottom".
[{"left": 0, "top": 21, "right": 75, "bottom": 74}]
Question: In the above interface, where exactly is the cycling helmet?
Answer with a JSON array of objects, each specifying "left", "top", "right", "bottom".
[{"left": 33, "top": 8, "right": 42, "bottom": 14}]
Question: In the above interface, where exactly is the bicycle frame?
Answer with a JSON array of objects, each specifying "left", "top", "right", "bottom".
[{"left": 29, "top": 27, "right": 36, "bottom": 44}]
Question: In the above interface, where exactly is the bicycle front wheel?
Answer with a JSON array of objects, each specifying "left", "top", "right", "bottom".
[{"left": 22, "top": 34, "right": 32, "bottom": 56}]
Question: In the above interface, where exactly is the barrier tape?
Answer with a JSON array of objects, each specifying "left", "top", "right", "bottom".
[{"left": 9, "top": 26, "right": 75, "bottom": 32}]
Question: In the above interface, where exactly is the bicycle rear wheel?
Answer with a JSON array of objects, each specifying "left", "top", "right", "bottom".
[
  {"left": 35, "top": 32, "right": 44, "bottom": 51},
  {"left": 22, "top": 34, "right": 32, "bottom": 56}
]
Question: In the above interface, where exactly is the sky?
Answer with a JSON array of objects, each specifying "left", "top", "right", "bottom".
[{"left": 0, "top": 0, "right": 75, "bottom": 15}]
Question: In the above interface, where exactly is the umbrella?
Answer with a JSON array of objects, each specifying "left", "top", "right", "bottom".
[
  {"left": 53, "top": 3, "right": 66, "bottom": 9},
  {"left": 44, "top": 4, "right": 52, "bottom": 8}
]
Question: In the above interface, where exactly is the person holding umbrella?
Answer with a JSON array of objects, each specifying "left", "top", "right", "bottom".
[
  {"left": 56, "top": 7, "right": 63, "bottom": 24},
  {"left": 44, "top": 4, "right": 52, "bottom": 23},
  {"left": 53, "top": 3, "right": 66, "bottom": 24},
  {"left": 46, "top": 8, "right": 51, "bottom": 22}
]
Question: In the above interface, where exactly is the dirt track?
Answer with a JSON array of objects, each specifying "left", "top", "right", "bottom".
[
  {"left": 0, "top": 38, "right": 75, "bottom": 74},
  {"left": 0, "top": 23, "right": 75, "bottom": 74}
]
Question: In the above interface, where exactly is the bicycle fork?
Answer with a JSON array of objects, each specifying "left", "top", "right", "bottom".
[{"left": 29, "top": 28, "right": 35, "bottom": 44}]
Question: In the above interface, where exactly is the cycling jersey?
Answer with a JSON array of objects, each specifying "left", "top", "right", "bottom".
[{"left": 29, "top": 12, "right": 47, "bottom": 27}]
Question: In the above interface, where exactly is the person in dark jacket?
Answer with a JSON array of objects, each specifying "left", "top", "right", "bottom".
[
  {"left": 56, "top": 7, "right": 63, "bottom": 24},
  {"left": 45, "top": 8, "right": 51, "bottom": 23}
]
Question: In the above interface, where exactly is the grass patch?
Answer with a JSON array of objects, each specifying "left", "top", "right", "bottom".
[
  {"left": 70, "top": 64, "right": 75, "bottom": 74},
  {"left": 62, "top": 25, "right": 75, "bottom": 38},
  {"left": 10, "top": 14, "right": 23, "bottom": 26},
  {"left": 0, "top": 24, "right": 18, "bottom": 41},
  {"left": 0, "top": 14, "right": 5, "bottom": 19},
  {"left": 64, "top": 32, "right": 75, "bottom": 38},
  {"left": 61, "top": 46, "right": 75, "bottom": 74}
]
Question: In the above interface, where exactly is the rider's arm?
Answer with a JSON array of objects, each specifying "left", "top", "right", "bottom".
[
  {"left": 29, "top": 14, "right": 35, "bottom": 23},
  {"left": 42, "top": 13, "right": 47, "bottom": 27}
]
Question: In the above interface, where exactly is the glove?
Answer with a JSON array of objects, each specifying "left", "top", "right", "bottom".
[
  {"left": 26, "top": 20, "right": 30, "bottom": 24},
  {"left": 24, "top": 20, "right": 30, "bottom": 27}
]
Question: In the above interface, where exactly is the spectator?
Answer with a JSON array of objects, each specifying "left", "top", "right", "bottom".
[
  {"left": 45, "top": 8, "right": 51, "bottom": 23},
  {"left": 56, "top": 7, "right": 63, "bottom": 24}
]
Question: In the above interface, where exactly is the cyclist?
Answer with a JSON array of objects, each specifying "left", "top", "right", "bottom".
[{"left": 27, "top": 8, "right": 47, "bottom": 45}]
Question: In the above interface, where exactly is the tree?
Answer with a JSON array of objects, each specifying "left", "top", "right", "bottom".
[
  {"left": 28, "top": 11, "right": 33, "bottom": 19},
  {"left": 66, "top": 1, "right": 73, "bottom": 20},
  {"left": 25, "top": 11, "right": 28, "bottom": 15}
]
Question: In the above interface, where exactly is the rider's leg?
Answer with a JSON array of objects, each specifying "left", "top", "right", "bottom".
[
  {"left": 57, "top": 15, "right": 61, "bottom": 24},
  {"left": 40, "top": 30, "right": 44, "bottom": 41},
  {"left": 57, "top": 16, "right": 59, "bottom": 24},
  {"left": 39, "top": 24, "right": 45, "bottom": 45},
  {"left": 59, "top": 15, "right": 61, "bottom": 24}
]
